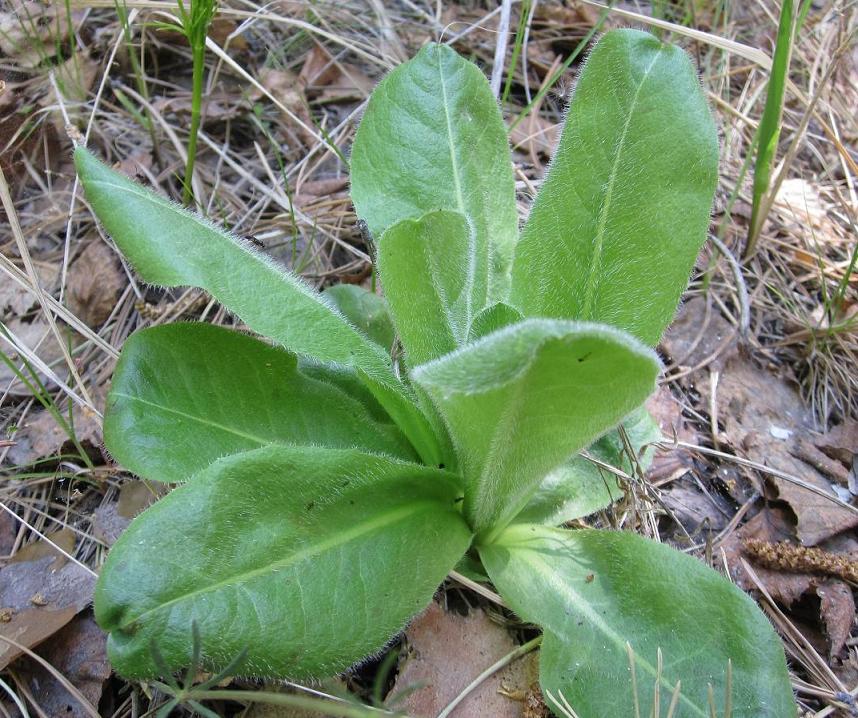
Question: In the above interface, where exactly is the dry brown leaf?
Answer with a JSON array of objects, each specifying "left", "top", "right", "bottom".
[
  {"left": 9, "top": 527, "right": 75, "bottom": 568},
  {"left": 92, "top": 481, "right": 161, "bottom": 546},
  {"left": 298, "top": 45, "right": 340, "bottom": 89},
  {"left": 387, "top": 601, "right": 534, "bottom": 718},
  {"left": 815, "top": 582, "right": 855, "bottom": 659},
  {"left": 0, "top": 510, "right": 17, "bottom": 556},
  {"left": 0, "top": 531, "right": 95, "bottom": 669},
  {"left": 151, "top": 90, "right": 248, "bottom": 122},
  {"left": 661, "top": 482, "right": 731, "bottom": 534},
  {"left": 209, "top": 16, "right": 246, "bottom": 49},
  {"left": 645, "top": 385, "right": 698, "bottom": 481},
  {"left": 774, "top": 178, "right": 834, "bottom": 232},
  {"left": 722, "top": 509, "right": 855, "bottom": 658},
  {"left": 0, "top": 318, "right": 71, "bottom": 395},
  {"left": 509, "top": 115, "right": 559, "bottom": 160},
  {"left": 715, "top": 356, "right": 858, "bottom": 544},
  {"left": 66, "top": 240, "right": 125, "bottom": 328},
  {"left": 0, "top": 2, "right": 72, "bottom": 68},
  {"left": 814, "top": 421, "right": 858, "bottom": 466},
  {"left": 660, "top": 296, "right": 738, "bottom": 370},
  {"left": 0, "top": 263, "right": 57, "bottom": 319},
  {"left": 113, "top": 147, "right": 153, "bottom": 182},
  {"left": 294, "top": 177, "right": 349, "bottom": 209},
  {"left": 5, "top": 386, "right": 104, "bottom": 467},
  {"left": 256, "top": 68, "right": 315, "bottom": 147},
  {"left": 19, "top": 612, "right": 109, "bottom": 718},
  {"left": 50, "top": 50, "right": 98, "bottom": 105}
]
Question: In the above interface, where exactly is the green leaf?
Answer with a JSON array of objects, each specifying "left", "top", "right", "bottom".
[
  {"left": 510, "top": 29, "right": 719, "bottom": 346},
  {"left": 322, "top": 284, "right": 395, "bottom": 350},
  {"left": 75, "top": 147, "right": 440, "bottom": 466},
  {"left": 467, "top": 302, "right": 523, "bottom": 342},
  {"left": 378, "top": 211, "right": 474, "bottom": 366},
  {"left": 412, "top": 320, "right": 659, "bottom": 536},
  {"left": 517, "top": 407, "right": 661, "bottom": 525},
  {"left": 104, "top": 323, "right": 416, "bottom": 482},
  {"left": 74, "top": 147, "right": 391, "bottom": 380},
  {"left": 95, "top": 445, "right": 471, "bottom": 679},
  {"left": 351, "top": 43, "right": 518, "bottom": 302},
  {"left": 481, "top": 525, "right": 795, "bottom": 718}
]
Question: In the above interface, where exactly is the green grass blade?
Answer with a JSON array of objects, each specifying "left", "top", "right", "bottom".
[{"left": 746, "top": 0, "right": 795, "bottom": 257}]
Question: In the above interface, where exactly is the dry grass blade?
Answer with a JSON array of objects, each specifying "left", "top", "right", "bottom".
[
  {"left": 0, "top": 167, "right": 95, "bottom": 409},
  {"left": 0, "top": 502, "right": 98, "bottom": 577},
  {"left": 578, "top": 0, "right": 772, "bottom": 68},
  {"left": 0, "top": 256, "right": 119, "bottom": 358},
  {"left": 434, "top": 636, "right": 541, "bottom": 718},
  {"left": 448, "top": 570, "right": 506, "bottom": 607}
]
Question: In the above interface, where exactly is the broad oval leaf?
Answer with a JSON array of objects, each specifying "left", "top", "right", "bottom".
[
  {"left": 412, "top": 319, "right": 659, "bottom": 535},
  {"left": 480, "top": 525, "right": 796, "bottom": 718},
  {"left": 378, "top": 210, "right": 475, "bottom": 366},
  {"left": 105, "top": 323, "right": 416, "bottom": 482},
  {"left": 95, "top": 445, "right": 471, "bottom": 679},
  {"left": 516, "top": 406, "right": 661, "bottom": 525},
  {"left": 510, "top": 29, "right": 719, "bottom": 346},
  {"left": 75, "top": 148, "right": 441, "bottom": 466},
  {"left": 351, "top": 43, "right": 518, "bottom": 302}
]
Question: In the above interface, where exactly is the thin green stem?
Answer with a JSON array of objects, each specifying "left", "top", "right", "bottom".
[
  {"left": 745, "top": 0, "right": 795, "bottom": 257},
  {"left": 183, "top": 43, "right": 206, "bottom": 206}
]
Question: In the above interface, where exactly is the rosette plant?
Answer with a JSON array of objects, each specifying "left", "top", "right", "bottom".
[{"left": 76, "top": 29, "right": 794, "bottom": 717}]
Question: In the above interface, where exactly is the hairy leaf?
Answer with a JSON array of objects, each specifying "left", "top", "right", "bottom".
[
  {"left": 95, "top": 445, "right": 471, "bottom": 679},
  {"left": 75, "top": 148, "right": 439, "bottom": 464},
  {"left": 510, "top": 29, "right": 719, "bottom": 346},
  {"left": 412, "top": 320, "right": 659, "bottom": 535},
  {"left": 467, "top": 302, "right": 523, "bottom": 342},
  {"left": 351, "top": 43, "right": 517, "bottom": 302},
  {"left": 378, "top": 211, "right": 474, "bottom": 366},
  {"left": 322, "top": 284, "right": 395, "bottom": 350},
  {"left": 480, "top": 525, "right": 795, "bottom": 718},
  {"left": 75, "top": 148, "right": 392, "bottom": 376},
  {"left": 516, "top": 407, "right": 661, "bottom": 525},
  {"left": 104, "top": 323, "right": 415, "bottom": 482}
]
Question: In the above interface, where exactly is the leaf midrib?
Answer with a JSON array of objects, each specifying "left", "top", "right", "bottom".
[
  {"left": 436, "top": 52, "right": 475, "bottom": 334},
  {"left": 117, "top": 499, "right": 445, "bottom": 631},
  {"left": 581, "top": 46, "right": 667, "bottom": 320},
  {"left": 112, "top": 392, "right": 271, "bottom": 446},
  {"left": 523, "top": 547, "right": 708, "bottom": 717}
]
